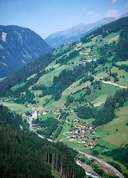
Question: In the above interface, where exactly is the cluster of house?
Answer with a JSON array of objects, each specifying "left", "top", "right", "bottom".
[
  {"left": 23, "top": 107, "right": 49, "bottom": 129},
  {"left": 73, "top": 42, "right": 98, "bottom": 66},
  {"left": 80, "top": 48, "right": 91, "bottom": 56},
  {"left": 79, "top": 61, "right": 87, "bottom": 65},
  {"left": 31, "top": 107, "right": 48, "bottom": 119},
  {"left": 75, "top": 42, "right": 83, "bottom": 51},
  {"left": 70, "top": 119, "right": 96, "bottom": 148}
]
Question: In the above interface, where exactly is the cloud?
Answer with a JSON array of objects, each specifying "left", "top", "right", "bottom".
[
  {"left": 107, "top": 9, "right": 118, "bottom": 17},
  {"left": 112, "top": 0, "right": 118, "bottom": 4}
]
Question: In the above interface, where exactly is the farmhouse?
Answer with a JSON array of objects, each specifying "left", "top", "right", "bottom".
[{"left": 80, "top": 61, "right": 87, "bottom": 65}]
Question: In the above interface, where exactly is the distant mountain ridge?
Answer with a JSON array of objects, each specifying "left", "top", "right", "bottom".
[
  {"left": 120, "top": 11, "right": 128, "bottom": 18},
  {"left": 0, "top": 25, "right": 51, "bottom": 77},
  {"left": 1, "top": 16, "right": 127, "bottom": 95},
  {"left": 46, "top": 17, "right": 115, "bottom": 48}
]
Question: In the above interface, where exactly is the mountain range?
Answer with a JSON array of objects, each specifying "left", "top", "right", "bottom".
[
  {"left": 0, "top": 25, "right": 51, "bottom": 77},
  {"left": 46, "top": 17, "right": 115, "bottom": 48}
]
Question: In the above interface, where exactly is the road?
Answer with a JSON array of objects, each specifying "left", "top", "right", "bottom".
[
  {"left": 102, "top": 80, "right": 127, "bottom": 89},
  {"left": 34, "top": 129, "right": 125, "bottom": 178},
  {"left": 27, "top": 109, "right": 125, "bottom": 178},
  {"left": 76, "top": 160, "right": 100, "bottom": 178},
  {"left": 79, "top": 151, "right": 125, "bottom": 178}
]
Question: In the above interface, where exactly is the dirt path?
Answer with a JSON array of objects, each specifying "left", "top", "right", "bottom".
[
  {"left": 79, "top": 152, "right": 125, "bottom": 178},
  {"left": 102, "top": 80, "right": 127, "bottom": 89}
]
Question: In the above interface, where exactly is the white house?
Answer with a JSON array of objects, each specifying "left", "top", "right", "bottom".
[{"left": 32, "top": 110, "right": 38, "bottom": 120}]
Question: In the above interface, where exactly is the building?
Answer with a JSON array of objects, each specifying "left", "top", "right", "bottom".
[
  {"left": 80, "top": 61, "right": 87, "bottom": 65},
  {"left": 32, "top": 110, "right": 38, "bottom": 120}
]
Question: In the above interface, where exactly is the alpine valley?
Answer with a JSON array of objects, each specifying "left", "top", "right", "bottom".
[{"left": 0, "top": 15, "right": 128, "bottom": 178}]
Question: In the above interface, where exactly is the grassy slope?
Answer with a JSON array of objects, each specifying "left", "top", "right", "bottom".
[
  {"left": 96, "top": 105, "right": 128, "bottom": 146},
  {"left": 36, "top": 65, "right": 66, "bottom": 87},
  {"left": 111, "top": 66, "right": 128, "bottom": 86},
  {"left": 1, "top": 100, "right": 32, "bottom": 114}
]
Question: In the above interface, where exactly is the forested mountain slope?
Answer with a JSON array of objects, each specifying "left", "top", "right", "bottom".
[
  {"left": 0, "top": 105, "right": 85, "bottom": 178},
  {"left": 0, "top": 25, "right": 51, "bottom": 77},
  {"left": 0, "top": 17, "right": 128, "bottom": 98}
]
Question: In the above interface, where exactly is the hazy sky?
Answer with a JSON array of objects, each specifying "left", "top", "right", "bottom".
[{"left": 0, "top": 0, "right": 127, "bottom": 38}]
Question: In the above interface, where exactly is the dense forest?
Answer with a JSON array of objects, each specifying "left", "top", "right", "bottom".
[
  {"left": 0, "top": 105, "right": 85, "bottom": 178},
  {"left": 117, "top": 26, "right": 128, "bottom": 60},
  {"left": 0, "top": 105, "right": 27, "bottom": 129},
  {"left": 104, "top": 145, "right": 128, "bottom": 169}
]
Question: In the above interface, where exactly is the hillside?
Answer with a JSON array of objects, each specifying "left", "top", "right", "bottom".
[
  {"left": 0, "top": 25, "right": 51, "bottom": 77},
  {"left": 0, "top": 105, "right": 85, "bottom": 178},
  {"left": 46, "top": 17, "right": 115, "bottom": 48},
  {"left": 0, "top": 17, "right": 128, "bottom": 177}
]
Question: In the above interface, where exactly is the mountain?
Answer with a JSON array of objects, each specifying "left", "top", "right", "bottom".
[
  {"left": 0, "top": 25, "right": 52, "bottom": 77},
  {"left": 46, "top": 17, "right": 115, "bottom": 48},
  {"left": 0, "top": 17, "right": 128, "bottom": 177},
  {"left": 120, "top": 12, "right": 128, "bottom": 18}
]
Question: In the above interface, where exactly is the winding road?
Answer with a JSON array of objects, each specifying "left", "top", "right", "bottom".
[
  {"left": 79, "top": 151, "right": 125, "bottom": 178},
  {"left": 76, "top": 159, "right": 100, "bottom": 178}
]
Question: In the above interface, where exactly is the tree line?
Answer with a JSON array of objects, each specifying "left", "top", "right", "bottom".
[
  {"left": 39, "top": 62, "right": 96, "bottom": 100},
  {"left": 94, "top": 88, "right": 128, "bottom": 126},
  {"left": 68, "top": 89, "right": 128, "bottom": 126}
]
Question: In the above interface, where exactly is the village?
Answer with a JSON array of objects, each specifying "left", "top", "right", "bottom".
[
  {"left": 74, "top": 42, "right": 98, "bottom": 65},
  {"left": 22, "top": 107, "right": 59, "bottom": 129},
  {"left": 22, "top": 105, "right": 97, "bottom": 148},
  {"left": 68, "top": 117, "right": 96, "bottom": 148}
]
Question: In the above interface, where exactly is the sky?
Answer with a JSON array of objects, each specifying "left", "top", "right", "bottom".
[{"left": 0, "top": 0, "right": 127, "bottom": 38}]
